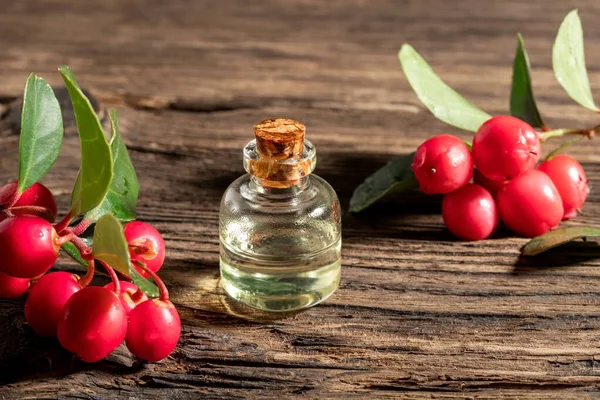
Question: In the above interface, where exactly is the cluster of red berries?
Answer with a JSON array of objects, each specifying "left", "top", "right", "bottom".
[
  {"left": 0, "top": 180, "right": 181, "bottom": 363},
  {"left": 411, "top": 116, "right": 589, "bottom": 240}
]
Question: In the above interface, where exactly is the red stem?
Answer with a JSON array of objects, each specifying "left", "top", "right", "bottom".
[
  {"left": 8, "top": 205, "right": 50, "bottom": 214},
  {"left": 131, "top": 288, "right": 146, "bottom": 302},
  {"left": 135, "top": 260, "right": 169, "bottom": 301},
  {"left": 99, "top": 260, "right": 121, "bottom": 294},
  {"left": 55, "top": 230, "right": 75, "bottom": 246},
  {"left": 6, "top": 188, "right": 22, "bottom": 209},
  {"left": 3, "top": 205, "right": 55, "bottom": 222},
  {"left": 70, "top": 236, "right": 93, "bottom": 260},
  {"left": 53, "top": 210, "right": 73, "bottom": 235},
  {"left": 78, "top": 259, "right": 95, "bottom": 288},
  {"left": 71, "top": 218, "right": 92, "bottom": 236}
]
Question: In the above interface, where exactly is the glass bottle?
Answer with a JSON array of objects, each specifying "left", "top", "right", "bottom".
[{"left": 219, "top": 118, "right": 342, "bottom": 312}]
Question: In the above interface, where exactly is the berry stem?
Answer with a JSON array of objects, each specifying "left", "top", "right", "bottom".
[
  {"left": 55, "top": 230, "right": 75, "bottom": 246},
  {"left": 69, "top": 236, "right": 93, "bottom": 260},
  {"left": 54, "top": 210, "right": 73, "bottom": 235},
  {"left": 5, "top": 188, "right": 22, "bottom": 209},
  {"left": 544, "top": 136, "right": 584, "bottom": 161},
  {"left": 78, "top": 260, "right": 95, "bottom": 288},
  {"left": 8, "top": 205, "right": 52, "bottom": 216},
  {"left": 541, "top": 126, "right": 599, "bottom": 142},
  {"left": 131, "top": 288, "right": 146, "bottom": 302},
  {"left": 98, "top": 260, "right": 121, "bottom": 294},
  {"left": 71, "top": 218, "right": 92, "bottom": 236},
  {"left": 135, "top": 260, "right": 169, "bottom": 301}
]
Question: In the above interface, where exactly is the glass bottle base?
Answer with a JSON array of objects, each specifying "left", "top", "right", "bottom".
[{"left": 220, "top": 257, "right": 341, "bottom": 312}]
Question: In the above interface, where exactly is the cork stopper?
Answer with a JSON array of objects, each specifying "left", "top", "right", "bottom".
[
  {"left": 246, "top": 118, "right": 314, "bottom": 188},
  {"left": 254, "top": 118, "right": 306, "bottom": 161}
]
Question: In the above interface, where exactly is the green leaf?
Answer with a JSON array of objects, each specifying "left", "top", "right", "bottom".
[
  {"left": 350, "top": 152, "right": 418, "bottom": 213},
  {"left": 93, "top": 214, "right": 159, "bottom": 297},
  {"left": 61, "top": 242, "right": 90, "bottom": 267},
  {"left": 510, "top": 34, "right": 545, "bottom": 128},
  {"left": 72, "top": 110, "right": 139, "bottom": 223},
  {"left": 552, "top": 9, "right": 597, "bottom": 111},
  {"left": 522, "top": 226, "right": 600, "bottom": 256},
  {"left": 18, "top": 73, "right": 64, "bottom": 193},
  {"left": 59, "top": 66, "right": 113, "bottom": 216},
  {"left": 398, "top": 44, "right": 491, "bottom": 132}
]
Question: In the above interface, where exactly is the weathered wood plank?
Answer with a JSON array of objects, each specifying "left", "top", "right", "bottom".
[{"left": 2, "top": 0, "right": 600, "bottom": 398}]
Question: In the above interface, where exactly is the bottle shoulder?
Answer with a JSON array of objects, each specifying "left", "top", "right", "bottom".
[
  {"left": 220, "top": 174, "right": 342, "bottom": 258},
  {"left": 221, "top": 174, "right": 340, "bottom": 215}
]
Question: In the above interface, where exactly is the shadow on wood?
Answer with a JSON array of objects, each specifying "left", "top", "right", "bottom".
[{"left": 513, "top": 240, "right": 600, "bottom": 274}]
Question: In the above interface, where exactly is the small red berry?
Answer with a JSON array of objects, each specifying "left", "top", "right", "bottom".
[
  {"left": 411, "top": 135, "right": 473, "bottom": 194},
  {"left": 124, "top": 221, "right": 166, "bottom": 277},
  {"left": 104, "top": 281, "right": 148, "bottom": 314},
  {"left": 126, "top": 299, "right": 181, "bottom": 362},
  {"left": 442, "top": 184, "right": 498, "bottom": 241},
  {"left": 0, "top": 271, "right": 29, "bottom": 299},
  {"left": 538, "top": 155, "right": 589, "bottom": 220},
  {"left": 472, "top": 116, "right": 540, "bottom": 181},
  {"left": 58, "top": 286, "right": 127, "bottom": 363},
  {"left": 25, "top": 272, "right": 81, "bottom": 336},
  {"left": 496, "top": 170, "right": 564, "bottom": 238},
  {"left": 473, "top": 168, "right": 506, "bottom": 198},
  {"left": 0, "top": 181, "right": 58, "bottom": 222},
  {"left": 0, "top": 216, "right": 59, "bottom": 278}
]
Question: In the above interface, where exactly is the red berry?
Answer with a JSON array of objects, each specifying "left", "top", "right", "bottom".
[
  {"left": 0, "top": 181, "right": 58, "bottom": 222},
  {"left": 538, "top": 155, "right": 589, "bottom": 220},
  {"left": 126, "top": 299, "right": 181, "bottom": 362},
  {"left": 25, "top": 272, "right": 81, "bottom": 336},
  {"left": 473, "top": 168, "right": 506, "bottom": 198},
  {"left": 0, "top": 216, "right": 59, "bottom": 278},
  {"left": 496, "top": 170, "right": 564, "bottom": 238},
  {"left": 0, "top": 271, "right": 29, "bottom": 299},
  {"left": 124, "top": 222, "right": 166, "bottom": 277},
  {"left": 442, "top": 184, "right": 498, "bottom": 241},
  {"left": 58, "top": 286, "right": 127, "bottom": 363},
  {"left": 411, "top": 135, "right": 473, "bottom": 194},
  {"left": 472, "top": 116, "right": 540, "bottom": 181},
  {"left": 104, "top": 281, "right": 148, "bottom": 314}
]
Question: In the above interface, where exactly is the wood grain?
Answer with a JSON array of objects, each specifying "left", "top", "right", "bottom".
[{"left": 2, "top": 0, "right": 600, "bottom": 398}]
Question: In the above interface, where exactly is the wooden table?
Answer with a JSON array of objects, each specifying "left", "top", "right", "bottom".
[{"left": 2, "top": 1, "right": 600, "bottom": 398}]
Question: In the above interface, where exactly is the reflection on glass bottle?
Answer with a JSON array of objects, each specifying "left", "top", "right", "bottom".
[{"left": 219, "top": 118, "right": 342, "bottom": 312}]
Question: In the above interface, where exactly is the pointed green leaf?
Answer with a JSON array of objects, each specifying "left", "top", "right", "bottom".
[
  {"left": 552, "top": 10, "right": 597, "bottom": 111},
  {"left": 93, "top": 214, "right": 159, "bottom": 297},
  {"left": 398, "top": 44, "right": 491, "bottom": 132},
  {"left": 522, "top": 226, "right": 600, "bottom": 256},
  {"left": 60, "top": 66, "right": 113, "bottom": 216},
  {"left": 17, "top": 74, "right": 64, "bottom": 193},
  {"left": 72, "top": 110, "right": 139, "bottom": 223},
  {"left": 510, "top": 34, "right": 545, "bottom": 128},
  {"left": 61, "top": 241, "right": 91, "bottom": 267},
  {"left": 350, "top": 152, "right": 418, "bottom": 213}
]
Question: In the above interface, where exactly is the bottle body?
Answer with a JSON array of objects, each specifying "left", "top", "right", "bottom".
[{"left": 219, "top": 174, "right": 341, "bottom": 311}]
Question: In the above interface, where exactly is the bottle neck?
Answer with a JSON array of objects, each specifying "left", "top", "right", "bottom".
[
  {"left": 242, "top": 139, "right": 317, "bottom": 195},
  {"left": 249, "top": 175, "right": 310, "bottom": 196}
]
